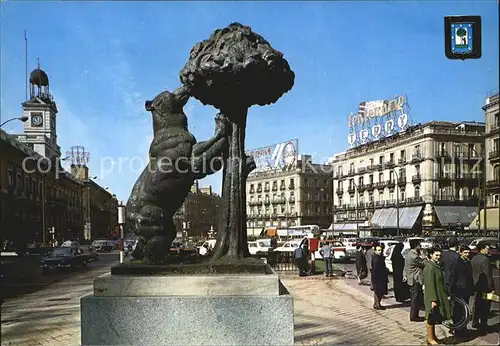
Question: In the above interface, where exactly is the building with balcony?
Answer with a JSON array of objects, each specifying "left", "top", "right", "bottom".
[
  {"left": 246, "top": 155, "right": 333, "bottom": 236},
  {"left": 173, "top": 181, "right": 223, "bottom": 239},
  {"left": 331, "top": 120, "right": 485, "bottom": 236},
  {"left": 470, "top": 92, "right": 499, "bottom": 233}
]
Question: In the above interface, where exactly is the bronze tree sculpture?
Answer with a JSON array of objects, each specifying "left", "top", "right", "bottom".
[{"left": 180, "top": 23, "right": 295, "bottom": 260}]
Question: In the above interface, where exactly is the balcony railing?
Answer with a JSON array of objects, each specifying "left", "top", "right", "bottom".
[
  {"left": 288, "top": 184, "right": 295, "bottom": 189},
  {"left": 386, "top": 160, "right": 395, "bottom": 168},
  {"left": 336, "top": 188, "right": 344, "bottom": 195},
  {"left": 272, "top": 197, "right": 286, "bottom": 204},
  {"left": 280, "top": 184, "right": 286, "bottom": 190},
  {"left": 374, "top": 181, "right": 386, "bottom": 189},
  {"left": 489, "top": 150, "right": 500, "bottom": 160},
  {"left": 406, "top": 196, "right": 423, "bottom": 204},
  {"left": 365, "top": 183, "right": 374, "bottom": 190},
  {"left": 412, "top": 174, "right": 422, "bottom": 183},
  {"left": 347, "top": 185, "right": 356, "bottom": 193},
  {"left": 257, "top": 188, "right": 262, "bottom": 193},
  {"left": 411, "top": 153, "right": 424, "bottom": 162},
  {"left": 486, "top": 179, "right": 500, "bottom": 189},
  {"left": 387, "top": 179, "right": 396, "bottom": 187},
  {"left": 264, "top": 187, "right": 270, "bottom": 192},
  {"left": 272, "top": 186, "right": 278, "bottom": 191},
  {"left": 358, "top": 167, "right": 367, "bottom": 173},
  {"left": 397, "top": 176, "right": 407, "bottom": 185},
  {"left": 398, "top": 157, "right": 407, "bottom": 165}
]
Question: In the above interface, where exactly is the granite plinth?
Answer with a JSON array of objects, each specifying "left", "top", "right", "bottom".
[
  {"left": 81, "top": 263, "right": 294, "bottom": 345},
  {"left": 111, "top": 257, "right": 269, "bottom": 275}
]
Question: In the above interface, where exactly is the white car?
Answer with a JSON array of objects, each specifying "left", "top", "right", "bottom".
[
  {"left": 380, "top": 240, "right": 399, "bottom": 256},
  {"left": 275, "top": 240, "right": 302, "bottom": 252},
  {"left": 385, "top": 244, "right": 410, "bottom": 273},
  {"left": 339, "top": 238, "right": 358, "bottom": 258},
  {"left": 403, "top": 237, "right": 424, "bottom": 250},
  {"left": 469, "top": 237, "right": 498, "bottom": 250},
  {"left": 248, "top": 240, "right": 273, "bottom": 256},
  {"left": 314, "top": 241, "right": 349, "bottom": 262}
]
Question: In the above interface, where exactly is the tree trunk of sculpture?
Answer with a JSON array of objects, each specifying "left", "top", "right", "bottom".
[{"left": 211, "top": 107, "right": 250, "bottom": 260}]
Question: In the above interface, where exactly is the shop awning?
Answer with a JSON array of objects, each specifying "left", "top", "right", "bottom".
[
  {"left": 469, "top": 208, "right": 500, "bottom": 231},
  {"left": 434, "top": 206, "right": 478, "bottom": 227},
  {"left": 370, "top": 209, "right": 384, "bottom": 229},
  {"left": 342, "top": 223, "right": 360, "bottom": 231},
  {"left": 400, "top": 206, "right": 423, "bottom": 229},
  {"left": 374, "top": 209, "right": 394, "bottom": 229},
  {"left": 382, "top": 206, "right": 422, "bottom": 229}
]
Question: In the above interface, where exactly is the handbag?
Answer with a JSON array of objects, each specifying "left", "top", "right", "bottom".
[{"left": 428, "top": 306, "right": 443, "bottom": 325}]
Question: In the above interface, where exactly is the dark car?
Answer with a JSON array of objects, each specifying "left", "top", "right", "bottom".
[
  {"left": 92, "top": 240, "right": 114, "bottom": 252},
  {"left": 356, "top": 237, "right": 381, "bottom": 247},
  {"left": 40, "top": 247, "right": 91, "bottom": 273}
]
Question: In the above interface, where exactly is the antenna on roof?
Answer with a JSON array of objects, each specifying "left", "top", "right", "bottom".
[{"left": 25, "top": 30, "right": 28, "bottom": 100}]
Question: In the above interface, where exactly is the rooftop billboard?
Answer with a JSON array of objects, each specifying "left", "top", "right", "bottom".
[{"left": 246, "top": 139, "right": 298, "bottom": 172}]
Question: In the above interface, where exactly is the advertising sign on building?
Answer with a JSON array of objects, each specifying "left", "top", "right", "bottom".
[
  {"left": 246, "top": 139, "right": 298, "bottom": 172},
  {"left": 347, "top": 95, "right": 411, "bottom": 148}
]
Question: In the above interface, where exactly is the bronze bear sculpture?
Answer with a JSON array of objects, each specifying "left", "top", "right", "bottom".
[{"left": 126, "top": 86, "right": 232, "bottom": 263}]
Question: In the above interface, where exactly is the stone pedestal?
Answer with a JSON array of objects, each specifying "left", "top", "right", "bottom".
[{"left": 81, "top": 261, "right": 294, "bottom": 345}]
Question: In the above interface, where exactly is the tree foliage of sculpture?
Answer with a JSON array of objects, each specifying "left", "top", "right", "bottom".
[{"left": 180, "top": 23, "right": 295, "bottom": 260}]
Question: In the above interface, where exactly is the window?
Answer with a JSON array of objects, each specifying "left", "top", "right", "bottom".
[
  {"left": 358, "top": 176, "right": 364, "bottom": 186},
  {"left": 368, "top": 193, "right": 374, "bottom": 203},
  {"left": 349, "top": 179, "right": 354, "bottom": 190},
  {"left": 338, "top": 197, "right": 343, "bottom": 206},
  {"left": 400, "top": 188, "right": 406, "bottom": 201},
  {"left": 369, "top": 174, "right": 373, "bottom": 184},
  {"left": 369, "top": 158, "right": 374, "bottom": 166},
  {"left": 304, "top": 178, "right": 309, "bottom": 187},
  {"left": 337, "top": 181, "right": 342, "bottom": 190},
  {"left": 314, "top": 179, "right": 318, "bottom": 187},
  {"left": 350, "top": 163, "right": 355, "bottom": 173},
  {"left": 415, "top": 186, "right": 420, "bottom": 198},
  {"left": 440, "top": 142, "right": 446, "bottom": 153},
  {"left": 379, "top": 156, "right": 384, "bottom": 165},
  {"left": 350, "top": 195, "right": 355, "bottom": 206},
  {"left": 400, "top": 150, "right": 406, "bottom": 159},
  {"left": 378, "top": 191, "right": 384, "bottom": 201},
  {"left": 389, "top": 189, "right": 395, "bottom": 201},
  {"left": 338, "top": 166, "right": 343, "bottom": 175},
  {"left": 265, "top": 195, "right": 269, "bottom": 202},
  {"left": 415, "top": 165, "right": 420, "bottom": 175},
  {"left": 378, "top": 172, "right": 384, "bottom": 182},
  {"left": 265, "top": 182, "right": 269, "bottom": 190},
  {"left": 415, "top": 145, "right": 421, "bottom": 155},
  {"left": 389, "top": 153, "right": 394, "bottom": 162},
  {"left": 281, "top": 205, "right": 286, "bottom": 213},
  {"left": 399, "top": 168, "right": 405, "bottom": 179},
  {"left": 389, "top": 171, "right": 394, "bottom": 182},
  {"left": 468, "top": 143, "right": 475, "bottom": 157}
]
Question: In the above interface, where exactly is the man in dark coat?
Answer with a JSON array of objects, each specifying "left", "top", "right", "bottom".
[
  {"left": 441, "top": 238, "right": 460, "bottom": 294},
  {"left": 371, "top": 244, "right": 388, "bottom": 310},
  {"left": 471, "top": 242, "right": 495, "bottom": 331},
  {"left": 450, "top": 245, "right": 474, "bottom": 338},
  {"left": 365, "top": 243, "right": 376, "bottom": 290},
  {"left": 293, "top": 246, "right": 307, "bottom": 277},
  {"left": 355, "top": 244, "right": 368, "bottom": 284}
]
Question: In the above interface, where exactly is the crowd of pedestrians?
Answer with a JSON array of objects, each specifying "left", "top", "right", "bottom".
[{"left": 354, "top": 239, "right": 496, "bottom": 345}]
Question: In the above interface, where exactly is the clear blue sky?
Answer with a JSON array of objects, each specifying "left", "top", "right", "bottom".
[{"left": 1, "top": 1, "right": 498, "bottom": 202}]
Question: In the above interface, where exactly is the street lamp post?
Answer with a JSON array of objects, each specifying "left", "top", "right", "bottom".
[
  {"left": 117, "top": 202, "right": 126, "bottom": 263},
  {"left": 350, "top": 180, "right": 360, "bottom": 236},
  {"left": 0, "top": 116, "right": 28, "bottom": 128}
]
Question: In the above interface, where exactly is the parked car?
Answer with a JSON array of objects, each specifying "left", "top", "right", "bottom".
[
  {"left": 275, "top": 240, "right": 302, "bottom": 253},
  {"left": 92, "top": 240, "right": 114, "bottom": 252},
  {"left": 248, "top": 239, "right": 273, "bottom": 256},
  {"left": 469, "top": 237, "right": 499, "bottom": 250},
  {"left": 385, "top": 245, "right": 411, "bottom": 273},
  {"left": 339, "top": 238, "right": 358, "bottom": 257},
  {"left": 314, "top": 241, "right": 349, "bottom": 262},
  {"left": 40, "top": 247, "right": 91, "bottom": 273}
]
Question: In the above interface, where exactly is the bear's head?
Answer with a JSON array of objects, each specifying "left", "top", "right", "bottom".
[{"left": 145, "top": 86, "right": 191, "bottom": 133}]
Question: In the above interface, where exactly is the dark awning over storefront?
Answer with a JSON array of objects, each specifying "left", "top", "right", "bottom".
[{"left": 434, "top": 206, "right": 478, "bottom": 227}]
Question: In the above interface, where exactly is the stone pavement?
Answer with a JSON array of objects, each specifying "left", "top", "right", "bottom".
[
  {"left": 2, "top": 271, "right": 498, "bottom": 345},
  {"left": 286, "top": 278, "right": 499, "bottom": 345}
]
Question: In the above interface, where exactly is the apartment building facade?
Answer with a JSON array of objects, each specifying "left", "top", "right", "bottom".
[
  {"left": 173, "top": 181, "right": 223, "bottom": 239},
  {"left": 331, "top": 121, "right": 485, "bottom": 235},
  {"left": 246, "top": 155, "right": 333, "bottom": 236},
  {"left": 470, "top": 92, "right": 499, "bottom": 232}
]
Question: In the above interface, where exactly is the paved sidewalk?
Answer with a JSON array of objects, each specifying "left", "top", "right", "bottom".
[
  {"left": 2, "top": 273, "right": 498, "bottom": 345},
  {"left": 285, "top": 278, "right": 498, "bottom": 345}
]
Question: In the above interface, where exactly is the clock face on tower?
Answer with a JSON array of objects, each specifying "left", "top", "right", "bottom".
[{"left": 31, "top": 114, "right": 43, "bottom": 127}]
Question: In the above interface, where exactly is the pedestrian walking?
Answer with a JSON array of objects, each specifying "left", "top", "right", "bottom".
[
  {"left": 365, "top": 243, "right": 375, "bottom": 290},
  {"left": 355, "top": 244, "right": 368, "bottom": 284},
  {"left": 371, "top": 244, "right": 388, "bottom": 310},
  {"left": 319, "top": 242, "right": 333, "bottom": 277},
  {"left": 293, "top": 246, "right": 307, "bottom": 277},
  {"left": 471, "top": 242, "right": 495, "bottom": 332},
  {"left": 391, "top": 242, "right": 410, "bottom": 303},
  {"left": 423, "top": 248, "right": 451, "bottom": 345},
  {"left": 405, "top": 239, "right": 425, "bottom": 322},
  {"left": 441, "top": 238, "right": 460, "bottom": 294}
]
